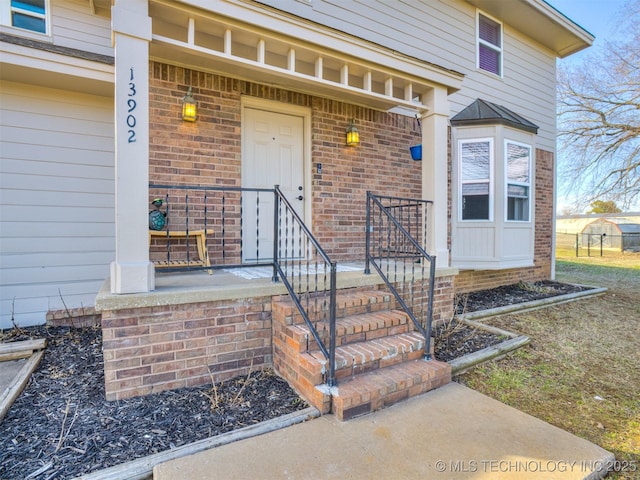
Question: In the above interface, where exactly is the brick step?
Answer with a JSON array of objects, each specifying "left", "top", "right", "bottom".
[
  {"left": 299, "top": 331, "right": 428, "bottom": 386},
  {"left": 272, "top": 288, "right": 396, "bottom": 325},
  {"left": 283, "top": 309, "right": 412, "bottom": 353},
  {"left": 331, "top": 359, "right": 452, "bottom": 421}
]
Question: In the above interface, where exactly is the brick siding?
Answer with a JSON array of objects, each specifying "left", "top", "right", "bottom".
[
  {"left": 148, "top": 62, "right": 421, "bottom": 263},
  {"left": 102, "top": 297, "right": 272, "bottom": 400}
]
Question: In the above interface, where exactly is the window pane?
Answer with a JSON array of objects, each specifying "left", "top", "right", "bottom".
[
  {"left": 11, "top": 12, "right": 45, "bottom": 32},
  {"left": 508, "top": 197, "right": 529, "bottom": 221},
  {"left": 507, "top": 184, "right": 528, "bottom": 197},
  {"left": 463, "top": 194, "right": 489, "bottom": 220},
  {"left": 12, "top": 0, "right": 45, "bottom": 14},
  {"left": 461, "top": 141, "right": 490, "bottom": 181},
  {"left": 463, "top": 182, "right": 489, "bottom": 196},
  {"left": 479, "top": 44, "right": 500, "bottom": 75},
  {"left": 507, "top": 143, "right": 530, "bottom": 182},
  {"left": 479, "top": 14, "right": 501, "bottom": 47}
]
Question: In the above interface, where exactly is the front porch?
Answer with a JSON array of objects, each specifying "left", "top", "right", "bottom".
[
  {"left": 96, "top": 259, "right": 457, "bottom": 418},
  {"left": 104, "top": 0, "right": 459, "bottom": 418}
]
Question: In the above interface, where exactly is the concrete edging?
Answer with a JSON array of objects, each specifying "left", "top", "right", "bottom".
[
  {"left": 74, "top": 407, "right": 320, "bottom": 480},
  {"left": 448, "top": 285, "right": 606, "bottom": 375},
  {"left": 458, "top": 284, "right": 607, "bottom": 322}
]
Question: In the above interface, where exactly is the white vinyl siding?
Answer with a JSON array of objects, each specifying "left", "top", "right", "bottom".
[
  {"left": 0, "top": 81, "right": 114, "bottom": 329},
  {"left": 255, "top": 0, "right": 558, "bottom": 151},
  {"left": 50, "top": 1, "right": 112, "bottom": 56},
  {"left": 1, "top": 0, "right": 113, "bottom": 56}
]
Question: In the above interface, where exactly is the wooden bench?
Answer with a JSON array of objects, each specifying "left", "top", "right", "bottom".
[{"left": 149, "top": 229, "right": 214, "bottom": 273}]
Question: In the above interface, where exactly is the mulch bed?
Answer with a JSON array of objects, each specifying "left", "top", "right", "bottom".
[
  {"left": 0, "top": 326, "right": 306, "bottom": 480},
  {"left": 0, "top": 280, "right": 590, "bottom": 479},
  {"left": 454, "top": 280, "right": 590, "bottom": 314},
  {"left": 435, "top": 280, "right": 592, "bottom": 362}
]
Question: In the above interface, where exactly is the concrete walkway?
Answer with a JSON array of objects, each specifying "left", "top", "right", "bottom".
[{"left": 154, "top": 382, "right": 613, "bottom": 480}]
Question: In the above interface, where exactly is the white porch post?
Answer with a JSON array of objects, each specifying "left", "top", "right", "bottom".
[
  {"left": 420, "top": 87, "right": 450, "bottom": 268},
  {"left": 110, "top": 0, "right": 155, "bottom": 293}
]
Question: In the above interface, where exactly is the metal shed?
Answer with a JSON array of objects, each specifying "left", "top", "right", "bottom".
[{"left": 582, "top": 219, "right": 640, "bottom": 252}]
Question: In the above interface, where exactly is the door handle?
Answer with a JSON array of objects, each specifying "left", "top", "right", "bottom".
[{"left": 297, "top": 195, "right": 303, "bottom": 201}]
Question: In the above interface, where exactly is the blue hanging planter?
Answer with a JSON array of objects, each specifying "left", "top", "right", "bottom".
[{"left": 410, "top": 144, "right": 422, "bottom": 161}]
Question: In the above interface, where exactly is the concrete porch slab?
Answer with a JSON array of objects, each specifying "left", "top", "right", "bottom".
[{"left": 154, "top": 382, "right": 613, "bottom": 480}]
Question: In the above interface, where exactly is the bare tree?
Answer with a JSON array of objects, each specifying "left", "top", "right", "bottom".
[{"left": 557, "top": 0, "right": 639, "bottom": 211}]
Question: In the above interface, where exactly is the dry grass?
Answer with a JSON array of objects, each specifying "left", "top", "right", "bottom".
[{"left": 457, "top": 252, "right": 640, "bottom": 479}]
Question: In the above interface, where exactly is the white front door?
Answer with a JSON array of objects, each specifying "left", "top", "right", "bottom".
[{"left": 242, "top": 106, "right": 306, "bottom": 262}]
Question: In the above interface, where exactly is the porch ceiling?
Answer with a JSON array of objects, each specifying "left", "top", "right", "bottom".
[{"left": 148, "top": 0, "right": 464, "bottom": 114}]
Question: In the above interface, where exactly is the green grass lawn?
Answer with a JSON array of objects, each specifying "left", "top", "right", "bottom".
[{"left": 456, "top": 252, "right": 640, "bottom": 479}]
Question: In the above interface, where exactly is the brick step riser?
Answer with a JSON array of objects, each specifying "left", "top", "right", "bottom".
[
  {"left": 299, "top": 333, "right": 431, "bottom": 382},
  {"left": 282, "top": 318, "right": 413, "bottom": 354},
  {"left": 331, "top": 360, "right": 452, "bottom": 421},
  {"left": 272, "top": 295, "right": 398, "bottom": 326},
  {"left": 272, "top": 287, "right": 449, "bottom": 420}
]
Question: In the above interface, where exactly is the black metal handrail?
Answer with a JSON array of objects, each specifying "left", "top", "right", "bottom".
[
  {"left": 365, "top": 192, "right": 436, "bottom": 360},
  {"left": 148, "top": 183, "right": 337, "bottom": 387},
  {"left": 273, "top": 186, "right": 337, "bottom": 387},
  {"left": 148, "top": 183, "right": 276, "bottom": 272}
]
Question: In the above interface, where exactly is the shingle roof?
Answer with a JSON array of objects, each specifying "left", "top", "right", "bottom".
[{"left": 450, "top": 99, "right": 539, "bottom": 134}]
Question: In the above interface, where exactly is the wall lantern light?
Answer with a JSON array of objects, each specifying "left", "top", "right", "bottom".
[
  {"left": 346, "top": 119, "right": 359, "bottom": 146},
  {"left": 182, "top": 87, "right": 197, "bottom": 122}
]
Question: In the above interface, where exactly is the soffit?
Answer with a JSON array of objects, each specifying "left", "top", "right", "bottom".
[{"left": 465, "top": 0, "right": 594, "bottom": 58}]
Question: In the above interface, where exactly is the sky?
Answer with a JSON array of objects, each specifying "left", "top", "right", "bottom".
[
  {"left": 550, "top": 0, "right": 628, "bottom": 58},
  {"left": 546, "top": 0, "right": 636, "bottom": 212}
]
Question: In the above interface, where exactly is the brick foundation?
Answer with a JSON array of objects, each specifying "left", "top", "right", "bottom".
[
  {"left": 47, "top": 306, "right": 101, "bottom": 328},
  {"left": 101, "top": 297, "right": 272, "bottom": 400}
]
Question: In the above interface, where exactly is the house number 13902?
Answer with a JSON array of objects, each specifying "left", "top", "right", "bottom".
[{"left": 127, "top": 68, "right": 137, "bottom": 143}]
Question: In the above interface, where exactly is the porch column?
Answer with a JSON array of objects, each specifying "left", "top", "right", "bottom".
[
  {"left": 420, "top": 87, "right": 450, "bottom": 268},
  {"left": 109, "top": 0, "right": 155, "bottom": 293}
]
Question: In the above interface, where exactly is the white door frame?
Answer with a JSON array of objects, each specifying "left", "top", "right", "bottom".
[{"left": 240, "top": 96, "right": 313, "bottom": 256}]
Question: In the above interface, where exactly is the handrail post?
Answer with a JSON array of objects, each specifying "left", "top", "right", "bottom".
[
  {"left": 327, "top": 262, "right": 337, "bottom": 387},
  {"left": 423, "top": 256, "right": 436, "bottom": 360},
  {"left": 272, "top": 185, "right": 280, "bottom": 282},
  {"left": 364, "top": 191, "right": 371, "bottom": 274}
]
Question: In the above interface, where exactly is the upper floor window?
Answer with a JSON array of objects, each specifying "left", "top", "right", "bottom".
[
  {"left": 506, "top": 141, "right": 531, "bottom": 221},
  {"left": 4, "top": 0, "right": 47, "bottom": 34},
  {"left": 477, "top": 12, "right": 502, "bottom": 76},
  {"left": 460, "top": 139, "right": 493, "bottom": 221}
]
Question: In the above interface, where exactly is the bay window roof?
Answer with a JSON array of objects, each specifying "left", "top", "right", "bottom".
[{"left": 450, "top": 99, "right": 539, "bottom": 134}]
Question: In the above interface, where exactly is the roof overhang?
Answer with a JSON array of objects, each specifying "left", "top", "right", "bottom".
[
  {"left": 465, "top": 0, "right": 594, "bottom": 58},
  {"left": 0, "top": 34, "right": 114, "bottom": 96}
]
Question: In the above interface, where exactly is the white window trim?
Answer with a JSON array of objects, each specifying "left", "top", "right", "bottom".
[
  {"left": 458, "top": 137, "right": 494, "bottom": 222},
  {"left": 504, "top": 139, "right": 532, "bottom": 223},
  {"left": 476, "top": 10, "right": 503, "bottom": 77},
  {"left": 0, "top": 0, "right": 51, "bottom": 36}
]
